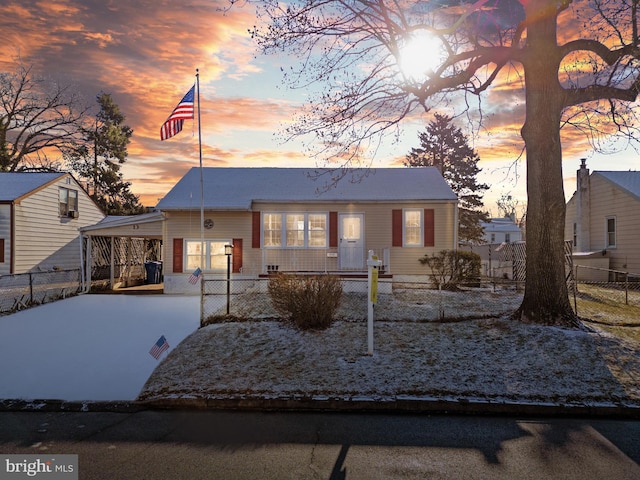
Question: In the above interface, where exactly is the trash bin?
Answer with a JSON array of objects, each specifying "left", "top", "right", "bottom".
[{"left": 145, "top": 261, "right": 163, "bottom": 284}]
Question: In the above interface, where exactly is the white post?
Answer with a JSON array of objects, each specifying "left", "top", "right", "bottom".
[{"left": 367, "top": 250, "right": 382, "bottom": 356}]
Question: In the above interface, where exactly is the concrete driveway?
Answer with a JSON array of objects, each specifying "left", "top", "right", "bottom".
[{"left": 0, "top": 294, "right": 199, "bottom": 402}]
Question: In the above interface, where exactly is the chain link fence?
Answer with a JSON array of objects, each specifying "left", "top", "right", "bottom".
[
  {"left": 201, "top": 275, "right": 524, "bottom": 326},
  {"left": 0, "top": 269, "right": 82, "bottom": 315},
  {"left": 570, "top": 265, "right": 640, "bottom": 325}
]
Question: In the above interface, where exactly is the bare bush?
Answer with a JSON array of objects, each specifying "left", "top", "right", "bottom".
[
  {"left": 419, "top": 250, "right": 481, "bottom": 290},
  {"left": 267, "top": 274, "right": 342, "bottom": 330}
]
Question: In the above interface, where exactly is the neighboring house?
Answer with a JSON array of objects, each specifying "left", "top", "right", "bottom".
[
  {"left": 0, "top": 172, "right": 105, "bottom": 275},
  {"left": 480, "top": 217, "right": 523, "bottom": 245},
  {"left": 565, "top": 159, "right": 640, "bottom": 279},
  {"left": 156, "top": 167, "right": 458, "bottom": 294}
]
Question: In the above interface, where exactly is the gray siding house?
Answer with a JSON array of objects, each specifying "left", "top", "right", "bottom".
[
  {"left": 0, "top": 172, "right": 105, "bottom": 275},
  {"left": 156, "top": 167, "right": 458, "bottom": 294},
  {"left": 565, "top": 159, "right": 640, "bottom": 278}
]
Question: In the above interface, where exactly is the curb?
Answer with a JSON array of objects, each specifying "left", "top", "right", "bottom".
[
  {"left": 3, "top": 397, "right": 640, "bottom": 419},
  {"left": 140, "top": 396, "right": 640, "bottom": 419},
  {"left": 0, "top": 399, "right": 145, "bottom": 413}
]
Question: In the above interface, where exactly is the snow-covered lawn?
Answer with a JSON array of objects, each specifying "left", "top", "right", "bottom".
[
  {"left": 140, "top": 316, "right": 640, "bottom": 408},
  {"left": 0, "top": 294, "right": 199, "bottom": 402},
  {"left": 2, "top": 292, "right": 639, "bottom": 409}
]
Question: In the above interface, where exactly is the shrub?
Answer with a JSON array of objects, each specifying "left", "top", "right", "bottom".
[
  {"left": 419, "top": 250, "right": 481, "bottom": 290},
  {"left": 267, "top": 274, "right": 343, "bottom": 330}
]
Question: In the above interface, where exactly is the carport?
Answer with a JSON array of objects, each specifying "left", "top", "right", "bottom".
[{"left": 79, "top": 211, "right": 165, "bottom": 291}]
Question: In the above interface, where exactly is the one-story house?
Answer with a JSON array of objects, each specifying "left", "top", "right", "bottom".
[
  {"left": 156, "top": 167, "right": 458, "bottom": 294},
  {"left": 565, "top": 159, "right": 640, "bottom": 280},
  {"left": 0, "top": 172, "right": 105, "bottom": 275}
]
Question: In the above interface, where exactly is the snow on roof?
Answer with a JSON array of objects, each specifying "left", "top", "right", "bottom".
[
  {"left": 480, "top": 218, "right": 521, "bottom": 233},
  {"left": 156, "top": 167, "right": 457, "bottom": 210},
  {"left": 0, "top": 172, "right": 66, "bottom": 202},
  {"left": 596, "top": 171, "right": 640, "bottom": 200}
]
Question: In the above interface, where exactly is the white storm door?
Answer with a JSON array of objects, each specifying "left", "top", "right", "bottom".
[{"left": 339, "top": 213, "right": 364, "bottom": 270}]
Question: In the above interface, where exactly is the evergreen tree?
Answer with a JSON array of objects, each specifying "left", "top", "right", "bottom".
[
  {"left": 405, "top": 113, "right": 489, "bottom": 244},
  {"left": 68, "top": 93, "right": 142, "bottom": 215}
]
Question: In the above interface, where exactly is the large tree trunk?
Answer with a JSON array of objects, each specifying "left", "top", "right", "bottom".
[{"left": 516, "top": 0, "right": 579, "bottom": 327}]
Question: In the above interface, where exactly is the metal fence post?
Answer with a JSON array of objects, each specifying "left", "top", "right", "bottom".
[
  {"left": 625, "top": 271, "right": 629, "bottom": 305},
  {"left": 200, "top": 276, "right": 205, "bottom": 327}
]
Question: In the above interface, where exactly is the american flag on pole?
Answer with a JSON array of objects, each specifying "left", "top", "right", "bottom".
[
  {"left": 160, "top": 85, "right": 195, "bottom": 140},
  {"left": 188, "top": 267, "right": 202, "bottom": 284},
  {"left": 149, "top": 335, "right": 169, "bottom": 360}
]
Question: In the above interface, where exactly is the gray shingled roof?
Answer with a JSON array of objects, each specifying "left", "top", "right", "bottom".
[
  {"left": 0, "top": 172, "right": 66, "bottom": 202},
  {"left": 596, "top": 171, "right": 640, "bottom": 201},
  {"left": 156, "top": 167, "right": 457, "bottom": 210}
]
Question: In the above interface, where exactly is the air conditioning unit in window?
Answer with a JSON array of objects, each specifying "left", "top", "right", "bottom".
[{"left": 68, "top": 210, "right": 79, "bottom": 219}]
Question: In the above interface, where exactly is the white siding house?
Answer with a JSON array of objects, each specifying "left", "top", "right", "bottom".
[
  {"left": 156, "top": 167, "right": 458, "bottom": 294},
  {"left": 480, "top": 217, "right": 523, "bottom": 244},
  {"left": 0, "top": 172, "right": 105, "bottom": 275}
]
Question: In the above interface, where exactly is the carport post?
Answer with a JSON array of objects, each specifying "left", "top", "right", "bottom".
[{"left": 109, "top": 236, "right": 115, "bottom": 289}]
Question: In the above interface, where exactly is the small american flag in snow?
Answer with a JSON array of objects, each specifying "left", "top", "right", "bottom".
[
  {"left": 188, "top": 267, "right": 202, "bottom": 284},
  {"left": 149, "top": 335, "right": 169, "bottom": 360},
  {"left": 160, "top": 85, "right": 195, "bottom": 140}
]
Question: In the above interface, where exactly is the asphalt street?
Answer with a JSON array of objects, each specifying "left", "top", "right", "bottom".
[{"left": 1, "top": 409, "right": 639, "bottom": 479}]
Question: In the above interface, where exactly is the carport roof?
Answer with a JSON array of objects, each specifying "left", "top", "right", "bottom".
[{"left": 80, "top": 211, "right": 164, "bottom": 237}]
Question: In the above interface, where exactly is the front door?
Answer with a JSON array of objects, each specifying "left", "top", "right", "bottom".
[{"left": 339, "top": 213, "right": 364, "bottom": 270}]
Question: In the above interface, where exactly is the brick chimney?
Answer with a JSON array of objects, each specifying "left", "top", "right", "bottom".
[{"left": 575, "top": 158, "right": 590, "bottom": 251}]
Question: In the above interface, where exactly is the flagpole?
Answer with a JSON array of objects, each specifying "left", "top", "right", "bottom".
[{"left": 196, "top": 69, "right": 204, "bottom": 273}]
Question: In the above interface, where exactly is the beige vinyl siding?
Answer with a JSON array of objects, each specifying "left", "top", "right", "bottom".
[
  {"left": 163, "top": 200, "right": 456, "bottom": 285},
  {"left": 380, "top": 202, "right": 457, "bottom": 276},
  {"left": 163, "top": 210, "right": 256, "bottom": 274},
  {"left": 13, "top": 176, "right": 104, "bottom": 273},
  {"left": 589, "top": 175, "right": 640, "bottom": 273},
  {"left": 0, "top": 204, "right": 10, "bottom": 275}
]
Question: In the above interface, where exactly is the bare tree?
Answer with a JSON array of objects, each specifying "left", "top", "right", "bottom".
[
  {"left": 0, "top": 63, "right": 88, "bottom": 171},
  {"left": 250, "top": 0, "right": 640, "bottom": 327},
  {"left": 496, "top": 194, "right": 523, "bottom": 222}
]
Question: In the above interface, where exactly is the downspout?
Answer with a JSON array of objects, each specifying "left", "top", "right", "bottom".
[{"left": 10, "top": 202, "right": 15, "bottom": 274}]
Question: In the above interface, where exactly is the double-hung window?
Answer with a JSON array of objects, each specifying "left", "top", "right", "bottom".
[
  {"left": 185, "top": 240, "right": 230, "bottom": 272},
  {"left": 606, "top": 217, "right": 616, "bottom": 248},
  {"left": 264, "top": 213, "right": 327, "bottom": 248},
  {"left": 404, "top": 209, "right": 422, "bottom": 246},
  {"left": 286, "top": 214, "right": 305, "bottom": 247},
  {"left": 308, "top": 214, "right": 327, "bottom": 247},
  {"left": 263, "top": 214, "right": 282, "bottom": 247},
  {"left": 59, "top": 187, "right": 78, "bottom": 217}
]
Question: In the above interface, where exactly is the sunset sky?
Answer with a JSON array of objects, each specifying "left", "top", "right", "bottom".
[{"left": 1, "top": 0, "right": 638, "bottom": 216}]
